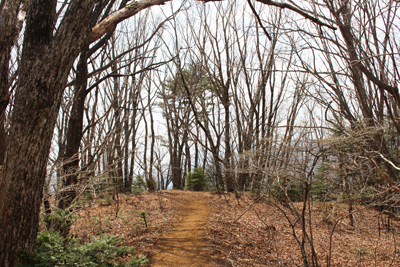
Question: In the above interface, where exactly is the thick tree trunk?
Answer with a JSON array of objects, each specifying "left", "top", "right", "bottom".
[
  {"left": 0, "top": 115, "right": 6, "bottom": 164},
  {"left": 0, "top": 0, "right": 95, "bottom": 265},
  {"left": 0, "top": 0, "right": 176, "bottom": 265}
]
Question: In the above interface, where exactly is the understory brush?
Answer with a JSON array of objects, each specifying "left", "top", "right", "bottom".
[{"left": 17, "top": 231, "right": 147, "bottom": 267}]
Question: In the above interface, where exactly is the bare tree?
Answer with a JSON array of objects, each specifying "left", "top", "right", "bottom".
[{"left": 0, "top": 0, "right": 169, "bottom": 265}]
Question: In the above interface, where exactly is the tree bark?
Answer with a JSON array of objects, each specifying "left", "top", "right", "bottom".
[
  {"left": 0, "top": 0, "right": 169, "bottom": 265},
  {"left": 0, "top": 0, "right": 95, "bottom": 264},
  {"left": 148, "top": 89, "right": 156, "bottom": 190},
  {"left": 0, "top": 0, "right": 23, "bottom": 164},
  {"left": 0, "top": 0, "right": 21, "bottom": 115},
  {"left": 58, "top": 50, "right": 88, "bottom": 211},
  {"left": 112, "top": 61, "right": 124, "bottom": 192}
]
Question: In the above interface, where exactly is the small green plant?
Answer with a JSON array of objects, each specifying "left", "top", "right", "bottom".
[
  {"left": 320, "top": 211, "right": 335, "bottom": 224},
  {"left": 286, "top": 187, "right": 303, "bottom": 202},
  {"left": 83, "top": 189, "right": 96, "bottom": 201},
  {"left": 360, "top": 186, "right": 375, "bottom": 203},
  {"left": 89, "top": 215, "right": 112, "bottom": 234},
  {"left": 99, "top": 195, "right": 113, "bottom": 206},
  {"left": 271, "top": 185, "right": 303, "bottom": 202},
  {"left": 132, "top": 175, "right": 147, "bottom": 193},
  {"left": 47, "top": 205, "right": 81, "bottom": 237},
  {"left": 17, "top": 231, "right": 147, "bottom": 267},
  {"left": 187, "top": 168, "right": 207, "bottom": 191},
  {"left": 133, "top": 210, "right": 150, "bottom": 230},
  {"left": 114, "top": 202, "right": 123, "bottom": 218},
  {"left": 350, "top": 247, "right": 369, "bottom": 256},
  {"left": 245, "top": 182, "right": 253, "bottom": 192}
]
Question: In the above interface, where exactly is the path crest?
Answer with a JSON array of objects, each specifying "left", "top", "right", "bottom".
[{"left": 150, "top": 193, "right": 217, "bottom": 266}]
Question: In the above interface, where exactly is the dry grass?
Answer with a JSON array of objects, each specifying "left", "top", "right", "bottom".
[
  {"left": 41, "top": 191, "right": 400, "bottom": 266},
  {"left": 206, "top": 192, "right": 400, "bottom": 266}
]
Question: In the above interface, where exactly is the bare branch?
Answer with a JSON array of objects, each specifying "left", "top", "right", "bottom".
[
  {"left": 383, "top": 210, "right": 400, "bottom": 221},
  {"left": 255, "top": 0, "right": 336, "bottom": 30},
  {"left": 378, "top": 152, "right": 400, "bottom": 171},
  {"left": 246, "top": 0, "right": 272, "bottom": 41},
  {"left": 197, "top": 0, "right": 336, "bottom": 31},
  {"left": 91, "top": 0, "right": 171, "bottom": 43}
]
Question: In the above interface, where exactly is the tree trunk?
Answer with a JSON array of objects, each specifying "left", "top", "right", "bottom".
[
  {"left": 0, "top": 0, "right": 96, "bottom": 264},
  {"left": 0, "top": 0, "right": 21, "bottom": 115},
  {"left": 194, "top": 130, "right": 199, "bottom": 168},
  {"left": 0, "top": 0, "right": 23, "bottom": 164},
  {"left": 148, "top": 91, "right": 156, "bottom": 190},
  {"left": 143, "top": 106, "right": 155, "bottom": 191},
  {"left": 186, "top": 139, "right": 191, "bottom": 174},
  {"left": 0, "top": 115, "right": 7, "bottom": 165},
  {"left": 126, "top": 93, "right": 139, "bottom": 192},
  {"left": 223, "top": 100, "right": 233, "bottom": 192},
  {"left": 112, "top": 61, "right": 124, "bottom": 193},
  {"left": 59, "top": 50, "right": 88, "bottom": 211}
]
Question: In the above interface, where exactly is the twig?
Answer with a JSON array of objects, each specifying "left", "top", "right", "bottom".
[
  {"left": 389, "top": 229, "right": 397, "bottom": 267},
  {"left": 327, "top": 205, "right": 372, "bottom": 267},
  {"left": 141, "top": 212, "right": 148, "bottom": 229},
  {"left": 383, "top": 210, "right": 400, "bottom": 222},
  {"left": 234, "top": 201, "right": 256, "bottom": 223},
  {"left": 378, "top": 152, "right": 400, "bottom": 171},
  {"left": 246, "top": 0, "right": 272, "bottom": 41}
]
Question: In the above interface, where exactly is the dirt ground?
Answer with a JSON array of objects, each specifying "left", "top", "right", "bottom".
[
  {"left": 67, "top": 191, "right": 229, "bottom": 266},
  {"left": 149, "top": 192, "right": 224, "bottom": 266},
  {"left": 66, "top": 190, "right": 400, "bottom": 266},
  {"left": 206, "top": 192, "right": 400, "bottom": 266}
]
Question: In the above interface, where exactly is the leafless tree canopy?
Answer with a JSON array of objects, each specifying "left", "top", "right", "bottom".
[{"left": 0, "top": 0, "right": 400, "bottom": 266}]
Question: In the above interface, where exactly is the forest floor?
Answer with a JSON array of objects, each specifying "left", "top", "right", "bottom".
[
  {"left": 60, "top": 190, "right": 400, "bottom": 266},
  {"left": 149, "top": 191, "right": 228, "bottom": 266}
]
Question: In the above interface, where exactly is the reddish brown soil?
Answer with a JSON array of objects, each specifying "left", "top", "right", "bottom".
[
  {"left": 206, "top": 192, "right": 400, "bottom": 266},
  {"left": 65, "top": 191, "right": 229, "bottom": 266},
  {"left": 52, "top": 190, "right": 400, "bottom": 266},
  {"left": 150, "top": 192, "right": 218, "bottom": 266}
]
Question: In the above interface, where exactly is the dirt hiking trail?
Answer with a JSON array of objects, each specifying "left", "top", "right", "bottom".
[{"left": 150, "top": 191, "right": 223, "bottom": 266}]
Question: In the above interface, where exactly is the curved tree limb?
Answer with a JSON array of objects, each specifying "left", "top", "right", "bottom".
[
  {"left": 255, "top": 0, "right": 337, "bottom": 30},
  {"left": 91, "top": 0, "right": 171, "bottom": 43},
  {"left": 197, "top": 0, "right": 336, "bottom": 31}
]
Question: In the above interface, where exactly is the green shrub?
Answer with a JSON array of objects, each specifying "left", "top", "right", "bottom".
[
  {"left": 271, "top": 185, "right": 303, "bottom": 202},
  {"left": 18, "top": 231, "right": 147, "bottom": 267},
  {"left": 286, "top": 187, "right": 303, "bottom": 202},
  {"left": 204, "top": 162, "right": 219, "bottom": 189},
  {"left": 132, "top": 175, "right": 147, "bottom": 194},
  {"left": 187, "top": 168, "right": 207, "bottom": 191}
]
